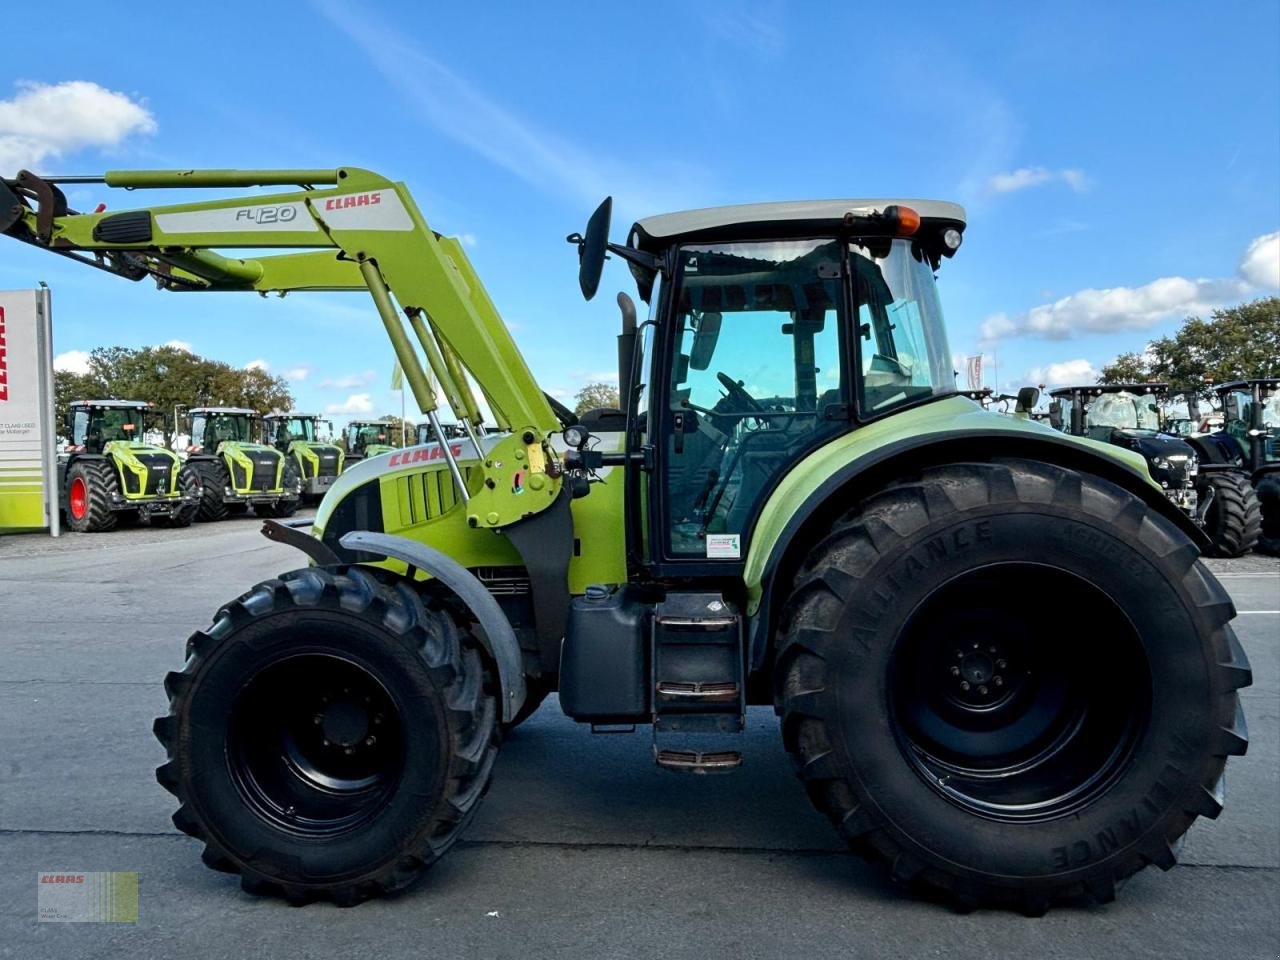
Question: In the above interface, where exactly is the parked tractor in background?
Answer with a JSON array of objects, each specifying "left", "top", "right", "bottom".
[
  {"left": 415, "top": 419, "right": 467, "bottom": 446},
  {"left": 264, "top": 412, "right": 344, "bottom": 503},
  {"left": 180, "top": 406, "right": 300, "bottom": 521},
  {"left": 1049, "top": 383, "right": 1260, "bottom": 556},
  {"left": 3, "top": 168, "right": 1250, "bottom": 914},
  {"left": 342, "top": 418, "right": 401, "bottom": 463},
  {"left": 59, "top": 399, "right": 198, "bottom": 532},
  {"left": 1192, "top": 379, "right": 1280, "bottom": 555}
]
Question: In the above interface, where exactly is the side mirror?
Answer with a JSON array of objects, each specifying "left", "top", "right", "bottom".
[
  {"left": 570, "top": 196, "right": 613, "bottom": 301},
  {"left": 1015, "top": 386, "right": 1040, "bottom": 414},
  {"left": 1048, "top": 400, "right": 1064, "bottom": 431},
  {"left": 689, "top": 312, "right": 722, "bottom": 371}
]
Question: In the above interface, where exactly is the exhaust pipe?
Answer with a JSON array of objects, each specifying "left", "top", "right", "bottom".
[{"left": 617, "top": 292, "right": 637, "bottom": 412}]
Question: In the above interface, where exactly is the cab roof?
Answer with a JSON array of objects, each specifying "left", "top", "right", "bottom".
[
  {"left": 264, "top": 411, "right": 322, "bottom": 419},
  {"left": 70, "top": 399, "right": 149, "bottom": 409},
  {"left": 1049, "top": 383, "right": 1168, "bottom": 399},
  {"left": 629, "top": 199, "right": 966, "bottom": 252},
  {"left": 189, "top": 406, "right": 259, "bottom": 415}
]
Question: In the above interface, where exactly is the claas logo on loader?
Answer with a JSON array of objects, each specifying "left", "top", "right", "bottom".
[
  {"left": 324, "top": 192, "right": 383, "bottom": 211},
  {"left": 386, "top": 444, "right": 463, "bottom": 467}
]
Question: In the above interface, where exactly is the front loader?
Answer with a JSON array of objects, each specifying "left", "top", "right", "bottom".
[
  {"left": 59, "top": 399, "right": 199, "bottom": 531},
  {"left": 180, "top": 406, "right": 300, "bottom": 521},
  {"left": 264, "top": 412, "right": 343, "bottom": 503},
  {"left": 1, "top": 168, "right": 1251, "bottom": 914}
]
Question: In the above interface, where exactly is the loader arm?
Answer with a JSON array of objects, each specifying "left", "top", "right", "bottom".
[{"left": 0, "top": 166, "right": 562, "bottom": 528}]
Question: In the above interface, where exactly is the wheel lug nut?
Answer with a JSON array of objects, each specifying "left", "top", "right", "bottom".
[
  {"left": 996, "top": 659, "right": 1007, "bottom": 670},
  {"left": 994, "top": 676, "right": 1003, "bottom": 687},
  {"left": 365, "top": 736, "right": 376, "bottom": 747},
  {"left": 950, "top": 665, "right": 961, "bottom": 676},
  {"left": 972, "top": 642, "right": 979, "bottom": 649},
  {"left": 373, "top": 714, "right": 383, "bottom": 725},
  {"left": 960, "top": 681, "right": 971, "bottom": 691},
  {"left": 313, "top": 714, "right": 323, "bottom": 725},
  {"left": 978, "top": 685, "right": 988, "bottom": 696},
  {"left": 344, "top": 746, "right": 355, "bottom": 755},
  {"left": 988, "top": 645, "right": 996, "bottom": 653},
  {"left": 954, "top": 649, "right": 963, "bottom": 659}
]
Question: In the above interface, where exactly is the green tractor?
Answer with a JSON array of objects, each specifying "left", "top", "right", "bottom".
[
  {"left": 3, "top": 169, "right": 1251, "bottom": 913},
  {"left": 415, "top": 419, "right": 467, "bottom": 446},
  {"left": 59, "top": 399, "right": 198, "bottom": 532},
  {"left": 181, "top": 406, "right": 300, "bottom": 521},
  {"left": 1048, "top": 383, "right": 1260, "bottom": 557},
  {"left": 342, "top": 418, "right": 401, "bottom": 463},
  {"left": 263, "top": 412, "right": 344, "bottom": 503},
  {"left": 1194, "top": 379, "right": 1280, "bottom": 554}
]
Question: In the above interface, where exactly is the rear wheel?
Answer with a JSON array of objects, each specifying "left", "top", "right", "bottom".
[
  {"left": 64, "top": 459, "right": 119, "bottom": 533},
  {"left": 1201, "top": 471, "right": 1261, "bottom": 557},
  {"left": 153, "top": 566, "right": 499, "bottom": 906},
  {"left": 1255, "top": 475, "right": 1280, "bottom": 555},
  {"left": 192, "top": 460, "right": 230, "bottom": 522},
  {"left": 775, "top": 459, "right": 1250, "bottom": 913}
]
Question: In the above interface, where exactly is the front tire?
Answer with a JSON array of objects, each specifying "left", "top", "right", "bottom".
[
  {"left": 192, "top": 460, "right": 230, "bottom": 523},
  {"left": 257, "top": 461, "right": 302, "bottom": 518},
  {"left": 1255, "top": 475, "right": 1280, "bottom": 556},
  {"left": 64, "top": 459, "right": 119, "bottom": 533},
  {"left": 153, "top": 466, "right": 200, "bottom": 528},
  {"left": 775, "top": 459, "right": 1250, "bottom": 913},
  {"left": 1200, "top": 471, "right": 1261, "bottom": 557},
  {"left": 153, "top": 566, "right": 499, "bottom": 906}
]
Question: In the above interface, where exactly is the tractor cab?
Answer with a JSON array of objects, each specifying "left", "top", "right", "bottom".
[
  {"left": 187, "top": 407, "right": 262, "bottom": 456},
  {"left": 181, "top": 407, "right": 298, "bottom": 520},
  {"left": 415, "top": 420, "right": 467, "bottom": 446},
  {"left": 1216, "top": 379, "right": 1280, "bottom": 471},
  {"left": 65, "top": 399, "right": 149, "bottom": 454},
  {"left": 263, "top": 412, "right": 344, "bottom": 502},
  {"left": 344, "top": 419, "right": 399, "bottom": 460}
]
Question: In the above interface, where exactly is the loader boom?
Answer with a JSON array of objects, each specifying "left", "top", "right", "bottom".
[{"left": 1, "top": 166, "right": 562, "bottom": 526}]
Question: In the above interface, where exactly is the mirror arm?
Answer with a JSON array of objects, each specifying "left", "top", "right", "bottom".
[{"left": 606, "top": 242, "right": 662, "bottom": 275}]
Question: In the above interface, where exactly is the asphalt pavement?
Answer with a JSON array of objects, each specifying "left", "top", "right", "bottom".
[{"left": 0, "top": 514, "right": 1276, "bottom": 959}]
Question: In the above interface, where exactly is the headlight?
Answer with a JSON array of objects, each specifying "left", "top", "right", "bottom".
[{"left": 1152, "top": 457, "right": 1170, "bottom": 471}]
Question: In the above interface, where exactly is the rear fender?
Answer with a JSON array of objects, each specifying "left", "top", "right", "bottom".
[{"left": 744, "top": 419, "right": 1211, "bottom": 674}]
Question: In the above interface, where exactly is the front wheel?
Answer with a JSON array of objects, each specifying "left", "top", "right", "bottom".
[
  {"left": 64, "top": 459, "right": 119, "bottom": 533},
  {"left": 1255, "top": 475, "right": 1280, "bottom": 556},
  {"left": 1200, "top": 471, "right": 1261, "bottom": 557},
  {"left": 775, "top": 459, "right": 1250, "bottom": 913},
  {"left": 153, "top": 466, "right": 200, "bottom": 528},
  {"left": 153, "top": 566, "right": 499, "bottom": 906},
  {"left": 257, "top": 461, "right": 301, "bottom": 518}
]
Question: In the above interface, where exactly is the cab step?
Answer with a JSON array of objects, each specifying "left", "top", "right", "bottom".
[{"left": 654, "top": 748, "right": 743, "bottom": 774}]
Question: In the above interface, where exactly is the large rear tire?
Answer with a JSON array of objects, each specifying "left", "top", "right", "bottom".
[
  {"left": 1200, "top": 471, "right": 1261, "bottom": 557},
  {"left": 64, "top": 459, "right": 119, "bottom": 533},
  {"left": 775, "top": 459, "right": 1250, "bottom": 913},
  {"left": 192, "top": 460, "right": 230, "bottom": 523},
  {"left": 1255, "top": 475, "right": 1280, "bottom": 555},
  {"left": 153, "top": 566, "right": 499, "bottom": 906}
]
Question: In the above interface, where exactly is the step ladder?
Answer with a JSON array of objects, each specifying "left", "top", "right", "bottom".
[{"left": 650, "top": 592, "right": 745, "bottom": 774}]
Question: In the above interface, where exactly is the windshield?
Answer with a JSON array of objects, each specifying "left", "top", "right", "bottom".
[
  {"left": 852, "top": 239, "right": 954, "bottom": 414},
  {"left": 1086, "top": 392, "right": 1161, "bottom": 431},
  {"left": 74, "top": 407, "right": 144, "bottom": 447},
  {"left": 274, "top": 417, "right": 316, "bottom": 443},
  {"left": 194, "top": 412, "right": 256, "bottom": 447},
  {"left": 349, "top": 423, "right": 390, "bottom": 448}
]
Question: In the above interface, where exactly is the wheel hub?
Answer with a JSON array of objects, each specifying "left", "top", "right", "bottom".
[
  {"left": 949, "top": 642, "right": 1010, "bottom": 702},
  {"left": 320, "top": 700, "right": 369, "bottom": 748}
]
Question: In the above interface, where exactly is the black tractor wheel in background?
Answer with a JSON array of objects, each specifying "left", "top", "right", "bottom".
[
  {"left": 64, "top": 459, "right": 119, "bottom": 533},
  {"left": 1201, "top": 471, "right": 1261, "bottom": 557},
  {"left": 1255, "top": 475, "right": 1280, "bottom": 555},
  {"left": 257, "top": 461, "right": 301, "bottom": 518},
  {"left": 776, "top": 459, "right": 1250, "bottom": 914},
  {"left": 192, "top": 459, "right": 231, "bottom": 522},
  {"left": 153, "top": 466, "right": 200, "bottom": 529},
  {"left": 153, "top": 566, "right": 500, "bottom": 906}
]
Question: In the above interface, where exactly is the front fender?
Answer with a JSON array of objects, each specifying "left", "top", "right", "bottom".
[
  {"left": 339, "top": 530, "right": 527, "bottom": 723},
  {"left": 743, "top": 397, "right": 1208, "bottom": 672}
]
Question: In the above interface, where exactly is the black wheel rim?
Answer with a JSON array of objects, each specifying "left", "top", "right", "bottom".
[
  {"left": 889, "top": 563, "right": 1150, "bottom": 822},
  {"left": 227, "top": 653, "right": 406, "bottom": 837}
]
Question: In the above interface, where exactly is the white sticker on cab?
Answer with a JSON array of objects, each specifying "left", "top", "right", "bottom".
[{"left": 705, "top": 533, "right": 741, "bottom": 559}]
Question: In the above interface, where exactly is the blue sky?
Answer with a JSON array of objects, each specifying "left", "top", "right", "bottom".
[{"left": 2, "top": 1, "right": 1277, "bottom": 424}]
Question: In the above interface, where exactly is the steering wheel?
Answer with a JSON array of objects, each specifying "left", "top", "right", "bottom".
[{"left": 716, "top": 371, "right": 766, "bottom": 414}]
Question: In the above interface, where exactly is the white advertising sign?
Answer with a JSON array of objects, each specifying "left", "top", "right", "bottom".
[{"left": 0, "top": 289, "right": 58, "bottom": 534}]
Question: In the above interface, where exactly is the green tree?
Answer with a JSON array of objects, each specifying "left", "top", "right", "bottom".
[
  {"left": 1099, "top": 297, "right": 1280, "bottom": 390},
  {"left": 53, "top": 345, "right": 293, "bottom": 442},
  {"left": 53, "top": 369, "right": 106, "bottom": 433},
  {"left": 572, "top": 381, "right": 620, "bottom": 415}
]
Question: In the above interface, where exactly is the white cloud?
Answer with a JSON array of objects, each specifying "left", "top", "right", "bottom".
[
  {"left": 160, "top": 339, "right": 192, "bottom": 352},
  {"left": 1240, "top": 231, "right": 1280, "bottom": 289},
  {"left": 325, "top": 393, "right": 374, "bottom": 415},
  {"left": 244, "top": 359, "right": 269, "bottom": 372},
  {"left": 320, "top": 370, "right": 376, "bottom": 390},
  {"left": 0, "top": 80, "right": 156, "bottom": 172},
  {"left": 703, "top": 8, "right": 787, "bottom": 60},
  {"left": 459, "top": 233, "right": 477, "bottom": 248},
  {"left": 282, "top": 365, "right": 311, "bottom": 382},
  {"left": 980, "top": 231, "right": 1275, "bottom": 342},
  {"left": 987, "top": 166, "right": 1091, "bottom": 195},
  {"left": 1024, "top": 358, "right": 1099, "bottom": 387},
  {"left": 53, "top": 349, "right": 91, "bottom": 374}
]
